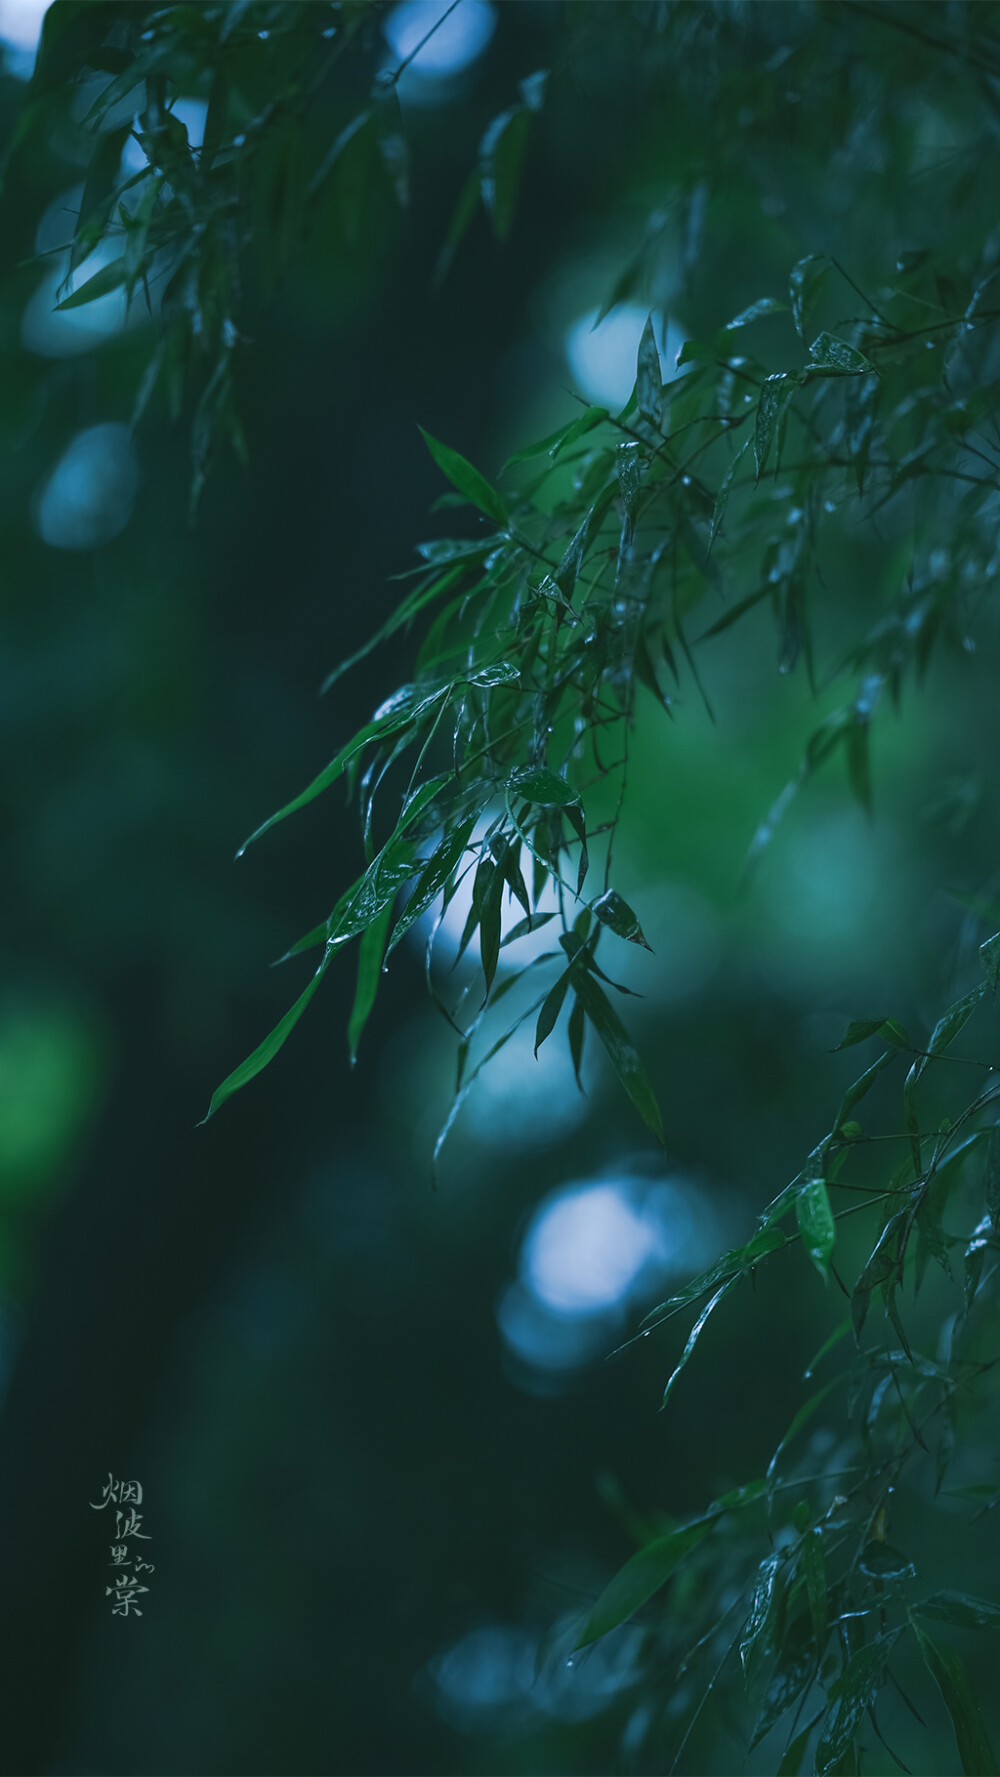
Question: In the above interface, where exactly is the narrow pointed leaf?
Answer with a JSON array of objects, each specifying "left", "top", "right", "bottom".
[
  {"left": 636, "top": 314, "right": 662, "bottom": 426},
  {"left": 913, "top": 1625, "right": 998, "bottom": 1776},
  {"left": 661, "top": 1277, "right": 737, "bottom": 1408},
  {"left": 573, "top": 967, "right": 664, "bottom": 1142},
  {"left": 796, "top": 1169, "right": 836, "bottom": 1280},
  {"left": 203, "top": 952, "right": 331, "bottom": 1120},
  {"left": 592, "top": 889, "right": 652, "bottom": 949},
  {"left": 815, "top": 1632, "right": 901, "bottom": 1773},
  {"left": 348, "top": 901, "right": 392, "bottom": 1065},
  {"left": 808, "top": 331, "right": 876, "bottom": 376},
  {"left": 913, "top": 1593, "right": 1000, "bottom": 1630},
  {"left": 575, "top": 1514, "right": 719, "bottom": 1648},
  {"left": 755, "top": 374, "right": 799, "bottom": 481},
  {"left": 418, "top": 427, "right": 508, "bottom": 527}
]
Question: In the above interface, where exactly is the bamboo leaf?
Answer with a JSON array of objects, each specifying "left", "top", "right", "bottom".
[
  {"left": 573, "top": 967, "right": 664, "bottom": 1143},
  {"left": 575, "top": 1515, "right": 719, "bottom": 1648},
  {"left": 913, "top": 1624, "right": 998, "bottom": 1776},
  {"left": 418, "top": 427, "right": 508, "bottom": 527}
]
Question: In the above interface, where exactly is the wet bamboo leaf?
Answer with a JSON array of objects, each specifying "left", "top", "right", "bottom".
[
  {"left": 385, "top": 818, "right": 476, "bottom": 960},
  {"left": 796, "top": 1169, "right": 836, "bottom": 1280},
  {"left": 479, "top": 104, "right": 532, "bottom": 241},
  {"left": 802, "top": 1527, "right": 828, "bottom": 1647},
  {"left": 964, "top": 1212, "right": 992, "bottom": 1308},
  {"left": 835, "top": 1018, "right": 907, "bottom": 1050},
  {"left": 987, "top": 1126, "right": 1000, "bottom": 1235},
  {"left": 479, "top": 861, "right": 504, "bottom": 992},
  {"left": 348, "top": 901, "right": 392, "bottom": 1065},
  {"left": 568, "top": 994, "right": 586, "bottom": 1090},
  {"left": 500, "top": 910, "right": 557, "bottom": 948},
  {"left": 535, "top": 967, "right": 571, "bottom": 1055},
  {"left": 661, "top": 1277, "right": 738, "bottom": 1408},
  {"left": 790, "top": 253, "right": 830, "bottom": 342},
  {"left": 709, "top": 436, "right": 751, "bottom": 552},
  {"left": 237, "top": 691, "right": 448, "bottom": 854},
  {"left": 767, "top": 1375, "right": 843, "bottom": 1482},
  {"left": 636, "top": 314, "right": 662, "bottom": 426},
  {"left": 852, "top": 1210, "right": 906, "bottom": 1339},
  {"left": 808, "top": 331, "right": 876, "bottom": 376},
  {"left": 508, "top": 765, "right": 579, "bottom": 808},
  {"left": 859, "top": 1542, "right": 915, "bottom": 1583},
  {"left": 418, "top": 427, "right": 508, "bottom": 527},
  {"left": 750, "top": 1628, "right": 816, "bottom": 1749},
  {"left": 740, "top": 1551, "right": 784, "bottom": 1679},
  {"left": 777, "top": 1713, "right": 823, "bottom": 1775},
  {"left": 755, "top": 374, "right": 799, "bottom": 481},
  {"left": 203, "top": 950, "right": 331, "bottom": 1120},
  {"left": 815, "top": 1632, "right": 901, "bottom": 1773},
  {"left": 914, "top": 1592, "right": 1000, "bottom": 1630},
  {"left": 54, "top": 255, "right": 128, "bottom": 311},
  {"left": 914, "top": 1624, "right": 998, "bottom": 1776},
  {"left": 592, "top": 889, "right": 652, "bottom": 949},
  {"left": 573, "top": 967, "right": 664, "bottom": 1143},
  {"left": 981, "top": 931, "right": 1000, "bottom": 993},
  {"left": 575, "top": 1514, "right": 719, "bottom": 1648},
  {"left": 617, "top": 440, "right": 642, "bottom": 545}
]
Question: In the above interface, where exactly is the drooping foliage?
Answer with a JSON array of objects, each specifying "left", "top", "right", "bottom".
[{"left": 16, "top": 1, "right": 1000, "bottom": 1770}]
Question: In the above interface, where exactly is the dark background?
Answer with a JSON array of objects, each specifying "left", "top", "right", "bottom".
[{"left": 1, "top": 3, "right": 999, "bottom": 1773}]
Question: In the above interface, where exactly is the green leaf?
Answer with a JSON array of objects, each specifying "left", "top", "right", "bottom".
[
  {"left": 433, "top": 166, "right": 480, "bottom": 287},
  {"left": 790, "top": 254, "right": 830, "bottom": 343},
  {"left": 725, "top": 296, "right": 789, "bottom": 329},
  {"left": 802, "top": 1527, "right": 828, "bottom": 1648},
  {"left": 835, "top": 1018, "right": 907, "bottom": 1050},
  {"left": 572, "top": 967, "right": 664, "bottom": 1143},
  {"left": 347, "top": 901, "right": 392, "bottom": 1065},
  {"left": 592, "top": 889, "right": 652, "bottom": 949},
  {"left": 755, "top": 374, "right": 799, "bottom": 481},
  {"left": 54, "top": 255, "right": 128, "bottom": 311},
  {"left": 858, "top": 1542, "right": 915, "bottom": 1583},
  {"left": 384, "top": 818, "right": 475, "bottom": 960},
  {"left": 534, "top": 967, "right": 572, "bottom": 1055},
  {"left": 417, "top": 428, "right": 508, "bottom": 527},
  {"left": 767, "top": 1375, "right": 843, "bottom": 1483},
  {"left": 479, "top": 861, "right": 504, "bottom": 993},
  {"left": 568, "top": 994, "right": 586, "bottom": 1090},
  {"left": 796, "top": 1169, "right": 836, "bottom": 1280},
  {"left": 778, "top": 1714, "right": 823, "bottom": 1775},
  {"left": 479, "top": 104, "right": 532, "bottom": 241},
  {"left": 750, "top": 1628, "right": 817, "bottom": 1749},
  {"left": 661, "top": 1277, "right": 737, "bottom": 1408},
  {"left": 575, "top": 1514, "right": 719, "bottom": 1648},
  {"left": 617, "top": 440, "right": 642, "bottom": 544},
  {"left": 914, "top": 1593, "right": 1000, "bottom": 1630},
  {"left": 237, "top": 688, "right": 448, "bottom": 853},
  {"left": 914, "top": 1624, "right": 998, "bottom": 1776},
  {"left": 636, "top": 313, "right": 662, "bottom": 426},
  {"left": 807, "top": 331, "right": 877, "bottom": 376},
  {"left": 740, "top": 1551, "right": 784, "bottom": 1679},
  {"left": 708, "top": 436, "right": 751, "bottom": 553},
  {"left": 203, "top": 951, "right": 331, "bottom": 1120},
  {"left": 981, "top": 932, "right": 1000, "bottom": 993},
  {"left": 550, "top": 404, "right": 609, "bottom": 460},
  {"left": 815, "top": 1632, "right": 901, "bottom": 1773},
  {"left": 507, "top": 765, "right": 579, "bottom": 809}
]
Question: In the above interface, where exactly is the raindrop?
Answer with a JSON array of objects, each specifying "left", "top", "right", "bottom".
[
  {"left": 258, "top": 27, "right": 270, "bottom": 38},
  {"left": 824, "top": 499, "right": 836, "bottom": 512}
]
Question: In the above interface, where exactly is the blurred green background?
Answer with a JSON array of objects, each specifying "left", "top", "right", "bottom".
[{"left": 1, "top": 2, "right": 1000, "bottom": 1772}]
